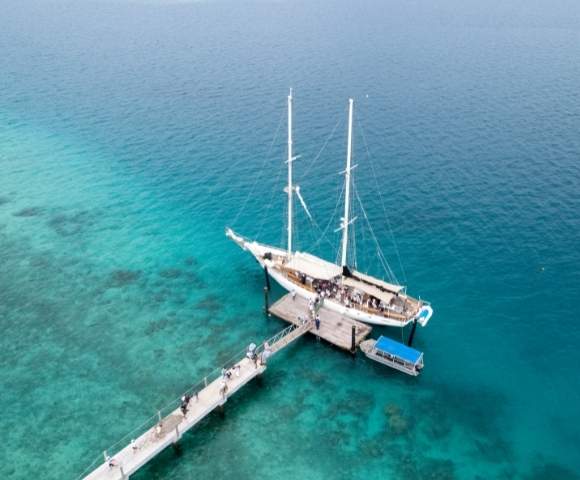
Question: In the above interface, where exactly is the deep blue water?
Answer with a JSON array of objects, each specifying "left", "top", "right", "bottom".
[{"left": 1, "top": 1, "right": 579, "bottom": 479}]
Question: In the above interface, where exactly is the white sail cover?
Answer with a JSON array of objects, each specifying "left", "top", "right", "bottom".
[
  {"left": 284, "top": 252, "right": 341, "bottom": 281},
  {"left": 342, "top": 277, "right": 395, "bottom": 305},
  {"left": 351, "top": 270, "right": 404, "bottom": 293}
]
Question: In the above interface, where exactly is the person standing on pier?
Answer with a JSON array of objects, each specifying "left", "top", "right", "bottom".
[
  {"left": 219, "top": 378, "right": 228, "bottom": 399},
  {"left": 180, "top": 394, "right": 192, "bottom": 416},
  {"left": 106, "top": 454, "right": 117, "bottom": 469},
  {"left": 246, "top": 343, "right": 257, "bottom": 367},
  {"left": 259, "top": 342, "right": 272, "bottom": 366}
]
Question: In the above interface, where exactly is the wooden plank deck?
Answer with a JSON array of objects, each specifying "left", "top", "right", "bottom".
[
  {"left": 83, "top": 323, "right": 310, "bottom": 480},
  {"left": 269, "top": 294, "right": 372, "bottom": 351}
]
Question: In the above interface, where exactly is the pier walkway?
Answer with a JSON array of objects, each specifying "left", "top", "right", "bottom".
[{"left": 81, "top": 322, "right": 311, "bottom": 480}]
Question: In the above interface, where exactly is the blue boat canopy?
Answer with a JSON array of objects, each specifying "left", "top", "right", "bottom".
[{"left": 375, "top": 336, "right": 423, "bottom": 364}]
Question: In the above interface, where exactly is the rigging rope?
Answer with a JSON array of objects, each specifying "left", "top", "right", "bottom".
[
  {"left": 354, "top": 182, "right": 400, "bottom": 285},
  {"left": 295, "top": 107, "right": 348, "bottom": 255},
  {"left": 357, "top": 111, "right": 408, "bottom": 285},
  {"left": 309, "top": 180, "right": 345, "bottom": 252},
  {"left": 254, "top": 159, "right": 285, "bottom": 240},
  {"left": 230, "top": 108, "right": 285, "bottom": 228},
  {"left": 301, "top": 110, "right": 345, "bottom": 179}
]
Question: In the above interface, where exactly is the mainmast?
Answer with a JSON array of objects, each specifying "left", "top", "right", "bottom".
[
  {"left": 287, "top": 88, "right": 294, "bottom": 255},
  {"left": 340, "top": 98, "right": 355, "bottom": 268}
]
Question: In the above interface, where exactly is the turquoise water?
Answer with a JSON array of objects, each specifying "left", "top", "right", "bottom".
[{"left": 1, "top": 1, "right": 580, "bottom": 478}]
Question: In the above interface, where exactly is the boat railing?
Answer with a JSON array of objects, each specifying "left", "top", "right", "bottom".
[{"left": 256, "top": 322, "right": 305, "bottom": 354}]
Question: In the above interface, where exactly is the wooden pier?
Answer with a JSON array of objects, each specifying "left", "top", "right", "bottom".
[
  {"left": 82, "top": 322, "right": 311, "bottom": 480},
  {"left": 269, "top": 294, "right": 372, "bottom": 351}
]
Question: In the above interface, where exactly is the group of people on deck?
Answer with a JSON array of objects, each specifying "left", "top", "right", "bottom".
[{"left": 309, "top": 278, "right": 392, "bottom": 314}]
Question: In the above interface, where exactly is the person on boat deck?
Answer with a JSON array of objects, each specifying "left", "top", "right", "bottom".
[{"left": 315, "top": 314, "right": 320, "bottom": 330}]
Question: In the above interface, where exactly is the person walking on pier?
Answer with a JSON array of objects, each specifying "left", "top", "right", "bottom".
[
  {"left": 246, "top": 343, "right": 257, "bottom": 367},
  {"left": 315, "top": 313, "right": 321, "bottom": 330},
  {"left": 106, "top": 454, "right": 117, "bottom": 469},
  {"left": 180, "top": 394, "right": 192, "bottom": 416},
  {"left": 219, "top": 378, "right": 228, "bottom": 399}
]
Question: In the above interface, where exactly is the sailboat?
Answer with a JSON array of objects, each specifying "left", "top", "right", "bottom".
[{"left": 226, "top": 90, "right": 433, "bottom": 328}]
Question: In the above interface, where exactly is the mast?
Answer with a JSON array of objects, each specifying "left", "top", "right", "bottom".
[
  {"left": 340, "top": 98, "right": 355, "bottom": 268},
  {"left": 287, "top": 88, "right": 293, "bottom": 255}
]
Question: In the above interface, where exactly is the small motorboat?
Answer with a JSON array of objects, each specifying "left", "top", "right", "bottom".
[{"left": 360, "top": 335, "right": 424, "bottom": 376}]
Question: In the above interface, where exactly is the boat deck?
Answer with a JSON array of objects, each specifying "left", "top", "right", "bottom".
[
  {"left": 269, "top": 293, "right": 372, "bottom": 351},
  {"left": 280, "top": 269, "right": 416, "bottom": 323}
]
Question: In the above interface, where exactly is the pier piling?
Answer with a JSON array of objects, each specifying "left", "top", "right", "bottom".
[
  {"left": 263, "top": 287, "right": 269, "bottom": 315},
  {"left": 264, "top": 266, "right": 271, "bottom": 291},
  {"left": 407, "top": 319, "right": 418, "bottom": 347}
]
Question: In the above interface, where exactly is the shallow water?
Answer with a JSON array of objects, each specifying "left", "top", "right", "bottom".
[{"left": 1, "top": 1, "right": 579, "bottom": 479}]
